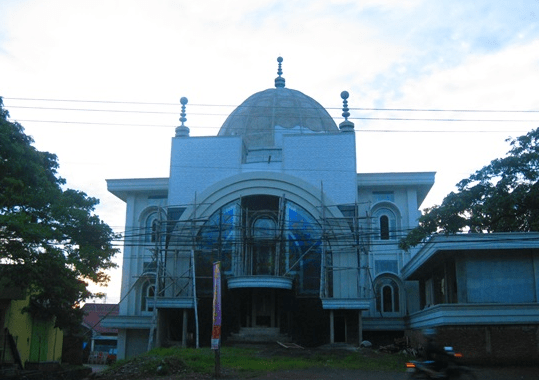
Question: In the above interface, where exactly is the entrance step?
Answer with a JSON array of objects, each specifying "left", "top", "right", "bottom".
[{"left": 228, "top": 327, "right": 292, "bottom": 343}]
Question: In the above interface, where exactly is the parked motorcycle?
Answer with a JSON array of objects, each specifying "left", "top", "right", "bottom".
[{"left": 405, "top": 346, "right": 477, "bottom": 379}]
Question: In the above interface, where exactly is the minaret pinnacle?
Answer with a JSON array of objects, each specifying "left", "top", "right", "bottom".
[
  {"left": 339, "top": 91, "right": 354, "bottom": 133},
  {"left": 175, "top": 97, "right": 190, "bottom": 137},
  {"left": 274, "top": 56, "right": 286, "bottom": 88}
]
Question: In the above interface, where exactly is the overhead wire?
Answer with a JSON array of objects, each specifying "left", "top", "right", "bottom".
[
  {"left": 3, "top": 97, "right": 539, "bottom": 127},
  {"left": 4, "top": 96, "right": 539, "bottom": 253},
  {"left": 108, "top": 214, "right": 539, "bottom": 252},
  {"left": 4, "top": 96, "right": 539, "bottom": 113}
]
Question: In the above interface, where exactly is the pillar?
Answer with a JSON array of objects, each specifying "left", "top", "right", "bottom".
[
  {"left": 330, "top": 310, "right": 335, "bottom": 344},
  {"left": 358, "top": 310, "right": 363, "bottom": 346},
  {"left": 182, "top": 309, "right": 188, "bottom": 347}
]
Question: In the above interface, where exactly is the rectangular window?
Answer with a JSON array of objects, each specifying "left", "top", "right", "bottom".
[
  {"left": 375, "top": 260, "right": 398, "bottom": 274},
  {"left": 373, "top": 191, "right": 394, "bottom": 203},
  {"left": 143, "top": 261, "right": 157, "bottom": 273}
]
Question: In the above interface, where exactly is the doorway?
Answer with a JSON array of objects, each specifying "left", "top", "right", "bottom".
[
  {"left": 334, "top": 314, "right": 346, "bottom": 343},
  {"left": 237, "top": 289, "right": 280, "bottom": 328},
  {"left": 252, "top": 290, "right": 275, "bottom": 327}
]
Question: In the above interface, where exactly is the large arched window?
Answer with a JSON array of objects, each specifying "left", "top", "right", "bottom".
[
  {"left": 197, "top": 195, "right": 321, "bottom": 294},
  {"left": 374, "top": 276, "right": 401, "bottom": 314}
]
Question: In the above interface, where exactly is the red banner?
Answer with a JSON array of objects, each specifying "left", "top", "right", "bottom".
[{"left": 211, "top": 261, "right": 221, "bottom": 350}]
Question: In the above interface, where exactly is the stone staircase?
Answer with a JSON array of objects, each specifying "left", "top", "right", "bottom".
[{"left": 227, "top": 327, "right": 292, "bottom": 344}]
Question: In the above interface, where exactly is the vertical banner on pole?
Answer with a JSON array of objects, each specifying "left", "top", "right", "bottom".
[{"left": 211, "top": 261, "right": 221, "bottom": 350}]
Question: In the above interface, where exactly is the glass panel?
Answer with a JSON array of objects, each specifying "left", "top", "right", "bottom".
[
  {"left": 253, "top": 243, "right": 274, "bottom": 275},
  {"left": 198, "top": 198, "right": 321, "bottom": 294},
  {"left": 394, "top": 284, "right": 400, "bottom": 312},
  {"left": 253, "top": 217, "right": 276, "bottom": 239},
  {"left": 380, "top": 215, "right": 390, "bottom": 240},
  {"left": 145, "top": 213, "right": 156, "bottom": 243},
  {"left": 382, "top": 285, "right": 392, "bottom": 312},
  {"left": 286, "top": 203, "right": 321, "bottom": 294},
  {"left": 376, "top": 277, "right": 400, "bottom": 313},
  {"left": 373, "top": 191, "right": 394, "bottom": 203},
  {"left": 375, "top": 260, "right": 398, "bottom": 274},
  {"left": 198, "top": 201, "right": 239, "bottom": 278}
]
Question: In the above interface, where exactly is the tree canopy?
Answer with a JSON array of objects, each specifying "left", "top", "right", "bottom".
[
  {"left": 400, "top": 127, "right": 539, "bottom": 251},
  {"left": 0, "top": 98, "right": 119, "bottom": 331}
]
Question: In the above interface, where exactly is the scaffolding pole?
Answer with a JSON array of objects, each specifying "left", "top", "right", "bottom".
[{"left": 147, "top": 207, "right": 164, "bottom": 351}]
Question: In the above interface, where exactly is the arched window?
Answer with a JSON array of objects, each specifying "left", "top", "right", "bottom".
[
  {"left": 144, "top": 210, "right": 167, "bottom": 243},
  {"left": 145, "top": 212, "right": 158, "bottom": 243},
  {"left": 375, "top": 276, "right": 401, "bottom": 314},
  {"left": 371, "top": 204, "right": 400, "bottom": 241},
  {"left": 252, "top": 216, "right": 277, "bottom": 239},
  {"left": 141, "top": 281, "right": 155, "bottom": 312},
  {"left": 251, "top": 215, "right": 277, "bottom": 275}
]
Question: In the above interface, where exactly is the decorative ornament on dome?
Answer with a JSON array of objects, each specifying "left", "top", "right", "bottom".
[
  {"left": 274, "top": 56, "right": 286, "bottom": 88},
  {"left": 175, "top": 97, "right": 190, "bottom": 137},
  {"left": 339, "top": 91, "right": 354, "bottom": 133},
  {"left": 218, "top": 57, "right": 339, "bottom": 147}
]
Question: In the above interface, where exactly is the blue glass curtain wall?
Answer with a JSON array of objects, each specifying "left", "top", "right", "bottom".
[{"left": 195, "top": 196, "right": 321, "bottom": 294}]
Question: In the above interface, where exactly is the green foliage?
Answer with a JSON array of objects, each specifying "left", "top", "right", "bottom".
[
  {"left": 0, "top": 97, "right": 119, "bottom": 331},
  {"left": 400, "top": 127, "right": 539, "bottom": 250}
]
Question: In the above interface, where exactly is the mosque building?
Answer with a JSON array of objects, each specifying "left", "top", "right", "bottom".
[{"left": 103, "top": 58, "right": 539, "bottom": 363}]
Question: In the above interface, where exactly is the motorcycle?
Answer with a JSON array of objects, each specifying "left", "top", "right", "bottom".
[{"left": 405, "top": 346, "right": 477, "bottom": 379}]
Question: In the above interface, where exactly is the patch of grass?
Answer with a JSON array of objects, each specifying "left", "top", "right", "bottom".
[
  {"left": 103, "top": 346, "right": 410, "bottom": 378},
  {"left": 329, "top": 351, "right": 408, "bottom": 371},
  {"left": 220, "top": 350, "right": 313, "bottom": 372},
  {"left": 176, "top": 347, "right": 409, "bottom": 374}
]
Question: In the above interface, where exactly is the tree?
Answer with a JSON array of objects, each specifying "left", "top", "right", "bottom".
[
  {"left": 0, "top": 98, "right": 119, "bottom": 331},
  {"left": 400, "top": 127, "right": 539, "bottom": 250}
]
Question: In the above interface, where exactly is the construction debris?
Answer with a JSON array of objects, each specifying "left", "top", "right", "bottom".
[{"left": 277, "top": 341, "right": 304, "bottom": 349}]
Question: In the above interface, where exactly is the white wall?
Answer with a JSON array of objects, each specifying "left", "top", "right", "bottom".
[
  {"left": 282, "top": 133, "right": 357, "bottom": 205},
  {"left": 169, "top": 136, "right": 243, "bottom": 206}
]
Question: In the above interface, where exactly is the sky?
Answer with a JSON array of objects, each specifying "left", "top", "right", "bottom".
[{"left": 1, "top": 0, "right": 539, "bottom": 303}]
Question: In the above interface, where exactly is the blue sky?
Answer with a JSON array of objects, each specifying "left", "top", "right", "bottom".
[{"left": 1, "top": 0, "right": 539, "bottom": 302}]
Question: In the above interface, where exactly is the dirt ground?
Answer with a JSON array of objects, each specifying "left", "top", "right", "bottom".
[
  {"left": 241, "top": 367, "right": 539, "bottom": 380},
  {"left": 88, "top": 365, "right": 539, "bottom": 380}
]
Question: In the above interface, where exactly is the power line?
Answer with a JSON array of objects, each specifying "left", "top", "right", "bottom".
[
  {"left": 4, "top": 96, "right": 539, "bottom": 113},
  {"left": 5, "top": 106, "right": 539, "bottom": 122},
  {"left": 9, "top": 119, "right": 538, "bottom": 131},
  {"left": 5, "top": 97, "right": 539, "bottom": 127}
]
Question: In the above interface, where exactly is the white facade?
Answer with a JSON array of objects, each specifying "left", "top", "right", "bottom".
[{"left": 103, "top": 59, "right": 435, "bottom": 359}]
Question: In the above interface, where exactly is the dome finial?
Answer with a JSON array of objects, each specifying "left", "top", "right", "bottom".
[
  {"left": 175, "top": 97, "right": 190, "bottom": 137},
  {"left": 339, "top": 91, "right": 354, "bottom": 133},
  {"left": 275, "top": 56, "right": 285, "bottom": 88}
]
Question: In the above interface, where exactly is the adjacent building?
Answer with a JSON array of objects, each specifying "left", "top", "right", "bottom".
[
  {"left": 0, "top": 279, "right": 63, "bottom": 370},
  {"left": 403, "top": 233, "right": 539, "bottom": 363},
  {"left": 82, "top": 303, "right": 119, "bottom": 360}
]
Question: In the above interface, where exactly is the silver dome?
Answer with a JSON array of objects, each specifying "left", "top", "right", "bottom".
[{"left": 218, "top": 87, "right": 339, "bottom": 149}]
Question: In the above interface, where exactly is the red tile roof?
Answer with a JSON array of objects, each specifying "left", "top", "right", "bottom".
[{"left": 82, "top": 303, "right": 119, "bottom": 335}]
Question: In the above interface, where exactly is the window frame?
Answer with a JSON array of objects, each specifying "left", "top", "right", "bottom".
[
  {"left": 371, "top": 202, "right": 401, "bottom": 241},
  {"left": 374, "top": 275, "right": 403, "bottom": 316}
]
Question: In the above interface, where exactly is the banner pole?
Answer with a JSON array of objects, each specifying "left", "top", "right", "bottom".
[{"left": 212, "top": 261, "right": 222, "bottom": 377}]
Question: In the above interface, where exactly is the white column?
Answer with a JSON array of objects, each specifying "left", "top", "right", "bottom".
[{"left": 182, "top": 309, "right": 188, "bottom": 347}]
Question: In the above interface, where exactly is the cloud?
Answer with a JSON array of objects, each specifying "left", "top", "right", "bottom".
[{"left": 3, "top": 0, "right": 539, "bottom": 302}]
